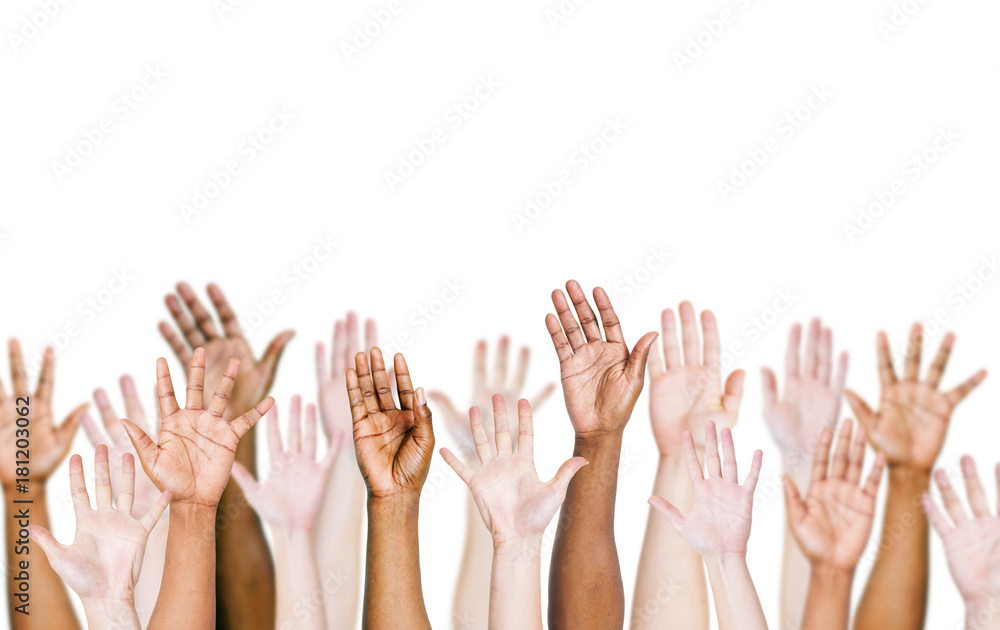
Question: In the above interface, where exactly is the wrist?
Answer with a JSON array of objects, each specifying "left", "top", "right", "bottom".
[
  {"left": 808, "top": 562, "right": 855, "bottom": 586},
  {"left": 82, "top": 595, "right": 139, "bottom": 628},
  {"left": 574, "top": 430, "right": 623, "bottom": 457},
  {"left": 702, "top": 550, "right": 748, "bottom": 568},
  {"left": 888, "top": 465, "right": 931, "bottom": 489},
  {"left": 169, "top": 501, "right": 217, "bottom": 522},
  {"left": 493, "top": 534, "right": 543, "bottom": 555},
  {"left": 2, "top": 480, "right": 48, "bottom": 496},
  {"left": 368, "top": 492, "right": 420, "bottom": 518}
]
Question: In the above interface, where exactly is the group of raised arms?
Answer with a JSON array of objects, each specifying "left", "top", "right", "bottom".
[{"left": 2, "top": 279, "right": 995, "bottom": 630}]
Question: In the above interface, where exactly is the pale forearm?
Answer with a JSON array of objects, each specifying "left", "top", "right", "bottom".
[
  {"left": 631, "top": 454, "right": 708, "bottom": 630},
  {"left": 703, "top": 554, "right": 767, "bottom": 630},
  {"left": 453, "top": 496, "right": 493, "bottom": 630},
  {"left": 148, "top": 503, "right": 217, "bottom": 630},
  {"left": 364, "top": 495, "right": 430, "bottom": 630},
  {"left": 549, "top": 432, "right": 624, "bottom": 630},
  {"left": 274, "top": 527, "right": 325, "bottom": 630},
  {"left": 779, "top": 452, "right": 814, "bottom": 629},
  {"left": 491, "top": 540, "right": 543, "bottom": 630},
  {"left": 315, "top": 457, "right": 365, "bottom": 630},
  {"left": 855, "top": 467, "right": 930, "bottom": 630},
  {"left": 801, "top": 565, "right": 853, "bottom": 630},
  {"left": 134, "top": 517, "right": 168, "bottom": 626},
  {"left": 82, "top": 598, "right": 141, "bottom": 630}
]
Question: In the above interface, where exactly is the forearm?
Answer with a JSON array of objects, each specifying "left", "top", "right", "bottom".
[
  {"left": 631, "top": 454, "right": 708, "bottom": 630},
  {"left": 548, "top": 432, "right": 624, "bottom": 630},
  {"left": 134, "top": 517, "right": 169, "bottom": 626},
  {"left": 215, "top": 480, "right": 276, "bottom": 630},
  {"left": 800, "top": 565, "right": 853, "bottom": 630},
  {"left": 364, "top": 495, "right": 430, "bottom": 630},
  {"left": 855, "top": 466, "right": 930, "bottom": 630},
  {"left": 452, "top": 496, "right": 493, "bottom": 630},
  {"left": 490, "top": 540, "right": 543, "bottom": 630},
  {"left": 314, "top": 457, "right": 365, "bottom": 630},
  {"left": 779, "top": 454, "right": 813, "bottom": 629},
  {"left": 148, "top": 503, "right": 217, "bottom": 630},
  {"left": 82, "top": 598, "right": 142, "bottom": 630},
  {"left": 4, "top": 485, "right": 81, "bottom": 630},
  {"left": 703, "top": 554, "right": 767, "bottom": 630},
  {"left": 274, "top": 527, "right": 325, "bottom": 630}
]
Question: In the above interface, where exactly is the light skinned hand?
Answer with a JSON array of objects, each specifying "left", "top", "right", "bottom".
[
  {"left": 0, "top": 341, "right": 86, "bottom": 489},
  {"left": 316, "top": 312, "right": 378, "bottom": 442},
  {"left": 782, "top": 420, "right": 886, "bottom": 570},
  {"left": 28, "top": 445, "right": 170, "bottom": 603},
  {"left": 347, "top": 348, "right": 434, "bottom": 499},
  {"left": 648, "top": 302, "right": 744, "bottom": 454},
  {"left": 441, "top": 395, "right": 587, "bottom": 546},
  {"left": 232, "top": 396, "right": 344, "bottom": 531},
  {"left": 845, "top": 325, "right": 985, "bottom": 472},
  {"left": 923, "top": 456, "right": 1000, "bottom": 607},
  {"left": 83, "top": 375, "right": 161, "bottom": 517},
  {"left": 120, "top": 348, "right": 274, "bottom": 507},
  {"left": 545, "top": 280, "right": 657, "bottom": 437},
  {"left": 159, "top": 282, "right": 293, "bottom": 418},
  {"left": 430, "top": 337, "right": 554, "bottom": 459},
  {"left": 763, "top": 319, "right": 848, "bottom": 459},
  {"left": 649, "top": 422, "right": 763, "bottom": 557}
]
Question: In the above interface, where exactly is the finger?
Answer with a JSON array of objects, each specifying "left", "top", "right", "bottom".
[
  {"left": 471, "top": 340, "right": 488, "bottom": 392},
  {"left": 647, "top": 337, "right": 665, "bottom": 379},
  {"left": 904, "top": 324, "right": 923, "bottom": 382},
  {"left": 56, "top": 404, "right": 85, "bottom": 454},
  {"left": 352, "top": 352, "right": 380, "bottom": 416},
  {"left": 140, "top": 491, "right": 172, "bottom": 534},
  {"left": 511, "top": 346, "right": 530, "bottom": 393},
  {"left": 492, "top": 394, "right": 512, "bottom": 455},
  {"left": 365, "top": 318, "right": 378, "bottom": 351},
  {"left": 678, "top": 301, "right": 700, "bottom": 367},
  {"left": 811, "top": 427, "right": 833, "bottom": 484},
  {"left": 165, "top": 293, "right": 206, "bottom": 349},
  {"left": 922, "top": 493, "right": 951, "bottom": 536},
  {"left": 346, "top": 312, "right": 360, "bottom": 358},
  {"left": 69, "top": 454, "right": 91, "bottom": 515},
  {"left": 231, "top": 396, "right": 275, "bottom": 440},
  {"left": 9, "top": 339, "right": 28, "bottom": 397},
  {"left": 440, "top": 447, "right": 474, "bottom": 485},
  {"left": 862, "top": 451, "right": 886, "bottom": 498},
  {"left": 701, "top": 310, "right": 721, "bottom": 372},
  {"left": 158, "top": 322, "right": 193, "bottom": 365},
  {"left": 830, "top": 419, "right": 854, "bottom": 480},
  {"left": 156, "top": 358, "right": 181, "bottom": 419},
  {"left": 682, "top": 431, "right": 704, "bottom": 483},
  {"left": 315, "top": 342, "right": 330, "bottom": 385},
  {"left": 705, "top": 422, "right": 722, "bottom": 479},
  {"left": 207, "top": 283, "right": 244, "bottom": 338},
  {"left": 721, "top": 427, "right": 738, "bottom": 481},
  {"left": 120, "top": 419, "right": 158, "bottom": 474},
  {"left": 304, "top": 404, "right": 318, "bottom": 461},
  {"left": 627, "top": 332, "right": 659, "bottom": 382},
  {"left": 785, "top": 324, "right": 802, "bottom": 381},
  {"left": 394, "top": 353, "right": 415, "bottom": 411},
  {"left": 945, "top": 370, "right": 987, "bottom": 407},
  {"left": 876, "top": 332, "right": 897, "bottom": 390},
  {"left": 547, "top": 457, "right": 588, "bottom": 497},
  {"left": 961, "top": 456, "right": 991, "bottom": 518},
  {"left": 817, "top": 326, "right": 832, "bottom": 385},
  {"left": 761, "top": 367, "right": 779, "bottom": 411},
  {"left": 185, "top": 348, "right": 206, "bottom": 411},
  {"left": 177, "top": 282, "right": 220, "bottom": 340},
  {"left": 230, "top": 462, "right": 262, "bottom": 509},
  {"left": 119, "top": 375, "right": 146, "bottom": 433},
  {"left": 320, "top": 431, "right": 346, "bottom": 472},
  {"left": 493, "top": 337, "right": 510, "bottom": 389},
  {"left": 427, "top": 392, "right": 460, "bottom": 421},
  {"left": 831, "top": 351, "right": 848, "bottom": 400},
  {"left": 845, "top": 423, "right": 867, "bottom": 485},
  {"left": 207, "top": 358, "right": 239, "bottom": 418},
  {"left": 470, "top": 406, "right": 494, "bottom": 463},
  {"left": 926, "top": 333, "right": 955, "bottom": 389},
  {"left": 935, "top": 469, "right": 969, "bottom": 524},
  {"left": 80, "top": 411, "right": 105, "bottom": 447},
  {"left": 412, "top": 387, "right": 434, "bottom": 444},
  {"left": 545, "top": 313, "right": 573, "bottom": 363},
  {"left": 844, "top": 390, "right": 876, "bottom": 436},
  {"left": 93, "top": 444, "right": 113, "bottom": 508},
  {"left": 593, "top": 286, "right": 625, "bottom": 344},
  {"left": 35, "top": 347, "right": 55, "bottom": 404},
  {"left": 552, "top": 288, "right": 586, "bottom": 350},
  {"left": 566, "top": 280, "right": 602, "bottom": 343},
  {"left": 659, "top": 308, "right": 682, "bottom": 370},
  {"left": 370, "top": 348, "right": 397, "bottom": 411},
  {"left": 781, "top": 475, "right": 808, "bottom": 525},
  {"left": 259, "top": 330, "right": 296, "bottom": 384},
  {"left": 516, "top": 398, "right": 534, "bottom": 456},
  {"left": 331, "top": 318, "right": 347, "bottom": 375},
  {"left": 648, "top": 496, "right": 685, "bottom": 532},
  {"left": 27, "top": 525, "right": 67, "bottom": 563},
  {"left": 118, "top": 453, "right": 136, "bottom": 515},
  {"left": 742, "top": 449, "right": 764, "bottom": 495},
  {"left": 288, "top": 395, "right": 302, "bottom": 453},
  {"left": 528, "top": 383, "right": 556, "bottom": 412},
  {"left": 266, "top": 403, "right": 282, "bottom": 460},
  {"left": 803, "top": 318, "right": 820, "bottom": 378},
  {"left": 346, "top": 368, "right": 367, "bottom": 423},
  {"left": 722, "top": 370, "right": 745, "bottom": 418}
]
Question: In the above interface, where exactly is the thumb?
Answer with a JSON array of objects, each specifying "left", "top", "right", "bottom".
[
  {"left": 781, "top": 474, "right": 808, "bottom": 527},
  {"left": 57, "top": 403, "right": 87, "bottom": 449},
  {"left": 627, "top": 332, "right": 659, "bottom": 381},
  {"left": 27, "top": 525, "right": 66, "bottom": 564},
  {"left": 413, "top": 388, "right": 435, "bottom": 444},
  {"left": 723, "top": 369, "right": 745, "bottom": 419},
  {"left": 760, "top": 367, "right": 778, "bottom": 410},
  {"left": 120, "top": 418, "right": 158, "bottom": 474},
  {"left": 260, "top": 330, "right": 296, "bottom": 377},
  {"left": 426, "top": 391, "right": 459, "bottom": 420},
  {"left": 648, "top": 496, "right": 685, "bottom": 533},
  {"left": 229, "top": 462, "right": 261, "bottom": 509},
  {"left": 844, "top": 389, "right": 876, "bottom": 432},
  {"left": 547, "top": 457, "right": 588, "bottom": 497}
]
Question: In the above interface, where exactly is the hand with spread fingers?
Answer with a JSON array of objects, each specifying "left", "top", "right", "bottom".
[
  {"left": 853, "top": 325, "right": 985, "bottom": 630},
  {"left": 649, "top": 422, "right": 766, "bottom": 630},
  {"left": 441, "top": 396, "right": 586, "bottom": 630},
  {"left": 783, "top": 421, "right": 886, "bottom": 630},
  {"left": 923, "top": 457, "right": 1000, "bottom": 629},
  {"left": 317, "top": 312, "right": 379, "bottom": 440},
  {"left": 28, "top": 446, "right": 170, "bottom": 630}
]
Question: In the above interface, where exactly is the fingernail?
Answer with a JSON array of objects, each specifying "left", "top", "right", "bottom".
[{"left": 416, "top": 388, "right": 426, "bottom": 405}]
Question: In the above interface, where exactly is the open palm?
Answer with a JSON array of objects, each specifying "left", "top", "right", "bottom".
[
  {"left": 121, "top": 349, "right": 273, "bottom": 507},
  {"left": 347, "top": 348, "right": 434, "bottom": 498}
]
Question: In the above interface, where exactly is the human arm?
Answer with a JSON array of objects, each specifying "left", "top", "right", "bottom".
[
  {"left": 850, "top": 326, "right": 985, "bottom": 630},
  {"left": 544, "top": 280, "right": 657, "bottom": 630}
]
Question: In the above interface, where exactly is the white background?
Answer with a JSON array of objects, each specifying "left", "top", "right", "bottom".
[{"left": 2, "top": 0, "right": 999, "bottom": 627}]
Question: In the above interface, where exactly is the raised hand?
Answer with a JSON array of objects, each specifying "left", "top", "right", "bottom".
[
  {"left": 120, "top": 348, "right": 273, "bottom": 507},
  {"left": 0, "top": 342, "right": 86, "bottom": 488},
  {"left": 923, "top": 457, "right": 1000, "bottom": 610},
  {"left": 316, "top": 312, "right": 378, "bottom": 441},
  {"left": 846, "top": 325, "right": 985, "bottom": 472},
  {"left": 83, "top": 376, "right": 161, "bottom": 517},
  {"left": 232, "top": 396, "right": 343, "bottom": 531},
  {"left": 159, "top": 282, "right": 293, "bottom": 420},
  {"left": 28, "top": 446, "right": 169, "bottom": 628},
  {"left": 545, "top": 280, "right": 657, "bottom": 437},
  {"left": 650, "top": 422, "right": 763, "bottom": 557},
  {"left": 763, "top": 319, "right": 848, "bottom": 462},
  {"left": 442, "top": 395, "right": 586, "bottom": 545},
  {"left": 783, "top": 420, "right": 886, "bottom": 570},
  {"left": 347, "top": 348, "right": 434, "bottom": 499},
  {"left": 430, "top": 337, "right": 555, "bottom": 457},
  {"left": 648, "top": 302, "right": 744, "bottom": 454}
]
